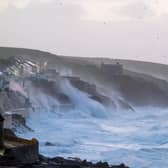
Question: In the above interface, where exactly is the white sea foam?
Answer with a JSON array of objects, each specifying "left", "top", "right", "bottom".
[{"left": 17, "top": 81, "right": 168, "bottom": 168}]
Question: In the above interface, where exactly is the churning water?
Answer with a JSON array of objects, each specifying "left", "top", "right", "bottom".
[
  {"left": 19, "top": 107, "right": 168, "bottom": 168},
  {"left": 18, "top": 82, "right": 168, "bottom": 168}
]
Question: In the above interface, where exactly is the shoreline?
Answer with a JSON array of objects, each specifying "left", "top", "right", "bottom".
[{"left": 0, "top": 154, "right": 129, "bottom": 168}]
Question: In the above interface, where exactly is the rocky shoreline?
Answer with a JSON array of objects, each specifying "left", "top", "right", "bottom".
[
  {"left": 0, "top": 128, "right": 129, "bottom": 168},
  {"left": 0, "top": 155, "right": 129, "bottom": 168}
]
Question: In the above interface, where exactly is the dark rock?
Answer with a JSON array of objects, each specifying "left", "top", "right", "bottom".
[
  {"left": 11, "top": 114, "right": 33, "bottom": 133},
  {"left": 39, "top": 154, "right": 49, "bottom": 162},
  {"left": 111, "top": 163, "right": 129, "bottom": 168},
  {"left": 44, "top": 142, "right": 55, "bottom": 146},
  {"left": 95, "top": 161, "right": 109, "bottom": 168},
  {"left": 4, "top": 128, "right": 16, "bottom": 137}
]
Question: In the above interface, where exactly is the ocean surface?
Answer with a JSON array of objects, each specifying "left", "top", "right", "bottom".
[{"left": 18, "top": 105, "right": 168, "bottom": 168}]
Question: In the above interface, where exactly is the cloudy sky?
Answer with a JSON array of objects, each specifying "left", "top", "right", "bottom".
[{"left": 0, "top": 0, "right": 168, "bottom": 64}]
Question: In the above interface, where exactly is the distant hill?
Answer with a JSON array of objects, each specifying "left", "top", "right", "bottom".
[
  {"left": 72, "top": 57, "right": 168, "bottom": 81},
  {"left": 1, "top": 47, "right": 168, "bottom": 81}
]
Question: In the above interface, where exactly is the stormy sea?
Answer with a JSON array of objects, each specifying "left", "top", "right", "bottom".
[
  {"left": 1, "top": 48, "right": 168, "bottom": 168},
  {"left": 18, "top": 83, "right": 168, "bottom": 168}
]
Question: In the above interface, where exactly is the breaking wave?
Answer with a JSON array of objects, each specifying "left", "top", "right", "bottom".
[{"left": 17, "top": 82, "right": 168, "bottom": 168}]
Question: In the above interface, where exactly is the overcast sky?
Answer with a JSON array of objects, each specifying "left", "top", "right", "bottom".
[{"left": 0, "top": 0, "right": 168, "bottom": 64}]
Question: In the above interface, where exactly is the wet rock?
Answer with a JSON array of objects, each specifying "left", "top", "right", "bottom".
[
  {"left": 11, "top": 114, "right": 33, "bottom": 133},
  {"left": 0, "top": 155, "right": 129, "bottom": 168},
  {"left": 44, "top": 142, "right": 55, "bottom": 146}
]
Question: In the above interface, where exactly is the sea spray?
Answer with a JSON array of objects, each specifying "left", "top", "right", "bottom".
[{"left": 16, "top": 79, "right": 168, "bottom": 168}]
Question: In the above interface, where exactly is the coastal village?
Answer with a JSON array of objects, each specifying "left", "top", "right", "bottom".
[
  {"left": 0, "top": 56, "right": 128, "bottom": 167},
  {"left": 0, "top": 56, "right": 124, "bottom": 132}
]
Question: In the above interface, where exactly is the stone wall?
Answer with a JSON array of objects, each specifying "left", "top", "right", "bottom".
[{"left": 5, "top": 135, "right": 39, "bottom": 164}]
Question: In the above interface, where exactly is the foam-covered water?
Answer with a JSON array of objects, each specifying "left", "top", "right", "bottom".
[
  {"left": 18, "top": 81, "right": 168, "bottom": 168},
  {"left": 18, "top": 106, "right": 168, "bottom": 168}
]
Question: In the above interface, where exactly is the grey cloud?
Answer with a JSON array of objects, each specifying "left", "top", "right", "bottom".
[
  {"left": 0, "top": 0, "right": 54, "bottom": 11},
  {"left": 0, "top": 0, "right": 168, "bottom": 64},
  {"left": 118, "top": 1, "right": 154, "bottom": 19}
]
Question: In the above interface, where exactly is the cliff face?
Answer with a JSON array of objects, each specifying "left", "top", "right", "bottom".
[{"left": 109, "top": 75, "right": 168, "bottom": 107}]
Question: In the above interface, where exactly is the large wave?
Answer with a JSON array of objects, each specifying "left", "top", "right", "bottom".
[{"left": 16, "top": 80, "right": 168, "bottom": 168}]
